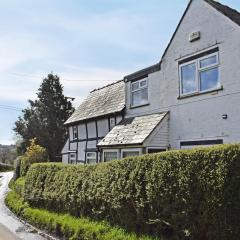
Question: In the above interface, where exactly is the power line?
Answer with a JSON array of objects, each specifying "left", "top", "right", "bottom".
[
  {"left": 8, "top": 73, "right": 118, "bottom": 82},
  {"left": 0, "top": 105, "right": 22, "bottom": 112},
  {"left": 62, "top": 79, "right": 116, "bottom": 82}
]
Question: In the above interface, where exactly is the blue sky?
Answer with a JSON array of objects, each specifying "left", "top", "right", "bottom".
[{"left": 0, "top": 0, "right": 239, "bottom": 145}]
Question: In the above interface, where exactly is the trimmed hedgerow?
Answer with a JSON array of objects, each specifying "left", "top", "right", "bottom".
[
  {"left": 24, "top": 144, "right": 240, "bottom": 240},
  {"left": 5, "top": 190, "right": 156, "bottom": 240}
]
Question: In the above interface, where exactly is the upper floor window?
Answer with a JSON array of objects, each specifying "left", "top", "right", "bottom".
[
  {"left": 109, "top": 117, "right": 115, "bottom": 130},
  {"left": 131, "top": 78, "right": 148, "bottom": 107},
  {"left": 180, "top": 52, "right": 220, "bottom": 96},
  {"left": 73, "top": 126, "right": 78, "bottom": 139}
]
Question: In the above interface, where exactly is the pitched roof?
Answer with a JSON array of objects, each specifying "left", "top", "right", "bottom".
[
  {"left": 98, "top": 112, "right": 168, "bottom": 147},
  {"left": 160, "top": 0, "right": 240, "bottom": 64},
  {"left": 65, "top": 80, "right": 125, "bottom": 125},
  {"left": 204, "top": 0, "right": 240, "bottom": 26},
  {"left": 124, "top": 0, "right": 240, "bottom": 82},
  {"left": 124, "top": 63, "right": 160, "bottom": 82}
]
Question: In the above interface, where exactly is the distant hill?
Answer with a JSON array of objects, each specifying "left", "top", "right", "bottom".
[
  {"left": 0, "top": 144, "right": 16, "bottom": 150},
  {"left": 0, "top": 144, "right": 17, "bottom": 165}
]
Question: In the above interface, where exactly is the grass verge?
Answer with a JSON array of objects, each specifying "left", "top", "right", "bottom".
[{"left": 5, "top": 190, "right": 159, "bottom": 240}]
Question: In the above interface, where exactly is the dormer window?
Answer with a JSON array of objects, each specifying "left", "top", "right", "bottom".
[
  {"left": 179, "top": 51, "right": 220, "bottom": 96},
  {"left": 131, "top": 78, "right": 148, "bottom": 107}
]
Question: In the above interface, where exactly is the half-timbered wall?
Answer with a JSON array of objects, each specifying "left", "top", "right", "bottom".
[{"left": 65, "top": 114, "right": 124, "bottom": 164}]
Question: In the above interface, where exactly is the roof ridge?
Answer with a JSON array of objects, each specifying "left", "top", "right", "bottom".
[
  {"left": 205, "top": 0, "right": 240, "bottom": 13},
  {"left": 90, "top": 79, "right": 123, "bottom": 93},
  {"left": 204, "top": 0, "right": 240, "bottom": 26}
]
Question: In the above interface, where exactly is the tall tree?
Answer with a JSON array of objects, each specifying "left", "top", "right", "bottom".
[{"left": 14, "top": 73, "right": 74, "bottom": 162}]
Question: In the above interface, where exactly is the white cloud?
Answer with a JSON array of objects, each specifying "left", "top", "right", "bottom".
[
  {"left": 0, "top": 139, "right": 15, "bottom": 145},
  {"left": 0, "top": 36, "right": 47, "bottom": 72},
  {"left": 60, "top": 66, "right": 126, "bottom": 104},
  {"left": 0, "top": 66, "right": 126, "bottom": 104},
  {"left": 0, "top": 0, "right": 167, "bottom": 145}
]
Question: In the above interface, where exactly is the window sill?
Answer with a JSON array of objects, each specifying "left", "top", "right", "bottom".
[
  {"left": 130, "top": 103, "right": 150, "bottom": 109},
  {"left": 178, "top": 86, "right": 223, "bottom": 100}
]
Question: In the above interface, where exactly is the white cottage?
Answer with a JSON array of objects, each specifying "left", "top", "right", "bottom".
[
  {"left": 62, "top": 0, "right": 240, "bottom": 163},
  {"left": 62, "top": 80, "right": 125, "bottom": 164}
]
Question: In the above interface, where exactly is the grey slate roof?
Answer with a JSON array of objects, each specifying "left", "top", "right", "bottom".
[
  {"left": 205, "top": 0, "right": 240, "bottom": 26},
  {"left": 65, "top": 80, "right": 125, "bottom": 125},
  {"left": 98, "top": 112, "right": 168, "bottom": 147}
]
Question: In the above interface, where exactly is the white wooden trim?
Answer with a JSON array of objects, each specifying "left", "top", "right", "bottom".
[
  {"left": 179, "top": 51, "right": 220, "bottom": 96},
  {"left": 130, "top": 78, "right": 149, "bottom": 107},
  {"left": 102, "top": 149, "right": 119, "bottom": 162},
  {"left": 86, "top": 152, "right": 97, "bottom": 164},
  {"left": 179, "top": 60, "right": 198, "bottom": 96},
  {"left": 121, "top": 148, "right": 142, "bottom": 158}
]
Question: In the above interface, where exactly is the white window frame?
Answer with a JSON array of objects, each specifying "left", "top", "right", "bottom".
[
  {"left": 103, "top": 149, "right": 119, "bottom": 162},
  {"left": 109, "top": 117, "right": 115, "bottom": 130},
  {"left": 73, "top": 126, "right": 78, "bottom": 140},
  {"left": 69, "top": 151, "right": 77, "bottom": 163},
  {"left": 130, "top": 78, "right": 148, "bottom": 107},
  {"left": 86, "top": 152, "right": 97, "bottom": 164},
  {"left": 121, "top": 148, "right": 141, "bottom": 159},
  {"left": 179, "top": 52, "right": 220, "bottom": 96}
]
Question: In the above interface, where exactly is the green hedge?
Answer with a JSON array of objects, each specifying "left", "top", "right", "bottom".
[
  {"left": 5, "top": 190, "right": 156, "bottom": 240},
  {"left": 12, "top": 177, "right": 25, "bottom": 196},
  {"left": 24, "top": 144, "right": 240, "bottom": 240}
]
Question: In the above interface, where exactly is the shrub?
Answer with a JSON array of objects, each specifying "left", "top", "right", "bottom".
[
  {"left": 19, "top": 139, "right": 49, "bottom": 177},
  {"left": 0, "top": 163, "right": 13, "bottom": 172},
  {"left": 24, "top": 144, "right": 240, "bottom": 240},
  {"left": 12, "top": 177, "right": 25, "bottom": 197},
  {"left": 5, "top": 187, "right": 156, "bottom": 240},
  {"left": 13, "top": 157, "right": 21, "bottom": 180}
]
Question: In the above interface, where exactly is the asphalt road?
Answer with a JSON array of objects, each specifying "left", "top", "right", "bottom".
[
  {"left": 0, "top": 172, "right": 46, "bottom": 240},
  {"left": 0, "top": 223, "right": 20, "bottom": 240}
]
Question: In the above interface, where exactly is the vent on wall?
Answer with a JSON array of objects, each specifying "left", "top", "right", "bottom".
[{"left": 189, "top": 31, "right": 201, "bottom": 42}]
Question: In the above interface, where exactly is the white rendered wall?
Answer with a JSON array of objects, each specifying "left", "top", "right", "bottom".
[{"left": 126, "top": 0, "right": 240, "bottom": 149}]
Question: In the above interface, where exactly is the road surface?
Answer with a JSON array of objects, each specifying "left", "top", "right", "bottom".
[
  {"left": 0, "top": 172, "right": 46, "bottom": 240},
  {"left": 0, "top": 223, "right": 20, "bottom": 240}
]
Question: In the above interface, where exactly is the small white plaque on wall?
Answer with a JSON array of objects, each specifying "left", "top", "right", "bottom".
[{"left": 189, "top": 31, "right": 201, "bottom": 42}]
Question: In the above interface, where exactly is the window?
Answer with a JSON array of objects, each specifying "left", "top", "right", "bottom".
[
  {"left": 110, "top": 117, "right": 115, "bottom": 130},
  {"left": 147, "top": 148, "right": 167, "bottom": 154},
  {"left": 180, "top": 139, "right": 223, "bottom": 149},
  {"left": 103, "top": 150, "right": 118, "bottom": 162},
  {"left": 180, "top": 52, "right": 220, "bottom": 96},
  {"left": 73, "top": 126, "right": 78, "bottom": 139},
  {"left": 131, "top": 78, "right": 148, "bottom": 107},
  {"left": 122, "top": 151, "right": 140, "bottom": 158},
  {"left": 121, "top": 149, "right": 141, "bottom": 158},
  {"left": 69, "top": 152, "right": 77, "bottom": 163},
  {"left": 86, "top": 152, "right": 97, "bottom": 164}
]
